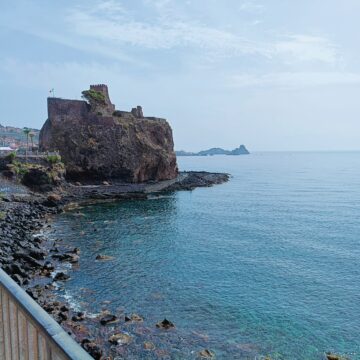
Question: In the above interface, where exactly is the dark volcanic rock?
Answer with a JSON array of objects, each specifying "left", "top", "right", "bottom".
[
  {"left": 198, "top": 349, "right": 216, "bottom": 358},
  {"left": 100, "top": 314, "right": 118, "bottom": 325},
  {"left": 167, "top": 172, "right": 230, "bottom": 191},
  {"left": 40, "top": 85, "right": 178, "bottom": 182},
  {"left": 54, "top": 272, "right": 70, "bottom": 281},
  {"left": 125, "top": 313, "right": 143, "bottom": 322},
  {"left": 156, "top": 318, "right": 175, "bottom": 329},
  {"left": 72, "top": 312, "right": 85, "bottom": 322},
  {"left": 82, "top": 339, "right": 103, "bottom": 360},
  {"left": 22, "top": 168, "right": 52, "bottom": 187}
]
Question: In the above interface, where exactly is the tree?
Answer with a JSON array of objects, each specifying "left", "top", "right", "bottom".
[
  {"left": 81, "top": 89, "right": 106, "bottom": 113},
  {"left": 29, "top": 132, "right": 35, "bottom": 153},
  {"left": 23, "top": 128, "right": 31, "bottom": 160}
]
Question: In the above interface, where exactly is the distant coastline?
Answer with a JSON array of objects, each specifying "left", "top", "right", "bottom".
[{"left": 176, "top": 144, "right": 249, "bottom": 156}]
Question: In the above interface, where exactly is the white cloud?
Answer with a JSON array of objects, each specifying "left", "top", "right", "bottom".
[
  {"left": 239, "top": 1, "right": 265, "bottom": 13},
  {"left": 65, "top": 2, "right": 339, "bottom": 66},
  {"left": 229, "top": 72, "right": 360, "bottom": 89},
  {"left": 275, "top": 35, "right": 338, "bottom": 65},
  {"left": 66, "top": 5, "right": 270, "bottom": 56}
]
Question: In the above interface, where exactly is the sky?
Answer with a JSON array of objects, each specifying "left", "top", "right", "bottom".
[{"left": 0, "top": 0, "right": 360, "bottom": 151}]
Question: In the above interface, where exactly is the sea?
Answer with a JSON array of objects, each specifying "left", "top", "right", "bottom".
[{"left": 49, "top": 152, "right": 360, "bottom": 359}]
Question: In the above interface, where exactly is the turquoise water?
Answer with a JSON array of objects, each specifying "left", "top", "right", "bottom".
[{"left": 51, "top": 152, "right": 360, "bottom": 359}]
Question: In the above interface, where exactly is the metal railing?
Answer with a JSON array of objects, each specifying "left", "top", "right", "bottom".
[{"left": 0, "top": 268, "right": 92, "bottom": 360}]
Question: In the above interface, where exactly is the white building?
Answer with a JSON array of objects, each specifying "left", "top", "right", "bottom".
[{"left": 0, "top": 147, "right": 15, "bottom": 155}]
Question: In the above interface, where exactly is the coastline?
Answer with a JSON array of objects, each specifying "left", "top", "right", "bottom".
[{"left": 0, "top": 171, "right": 229, "bottom": 359}]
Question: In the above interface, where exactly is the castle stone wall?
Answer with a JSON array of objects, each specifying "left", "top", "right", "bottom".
[{"left": 47, "top": 98, "right": 89, "bottom": 121}]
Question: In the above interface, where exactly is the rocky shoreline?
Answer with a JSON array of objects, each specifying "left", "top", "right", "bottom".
[{"left": 0, "top": 171, "right": 229, "bottom": 359}]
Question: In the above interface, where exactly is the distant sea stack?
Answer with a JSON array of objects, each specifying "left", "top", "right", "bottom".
[
  {"left": 40, "top": 84, "right": 178, "bottom": 182},
  {"left": 176, "top": 145, "right": 250, "bottom": 156}
]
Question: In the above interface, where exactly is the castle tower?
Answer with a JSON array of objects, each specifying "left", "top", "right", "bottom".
[
  {"left": 131, "top": 105, "right": 144, "bottom": 118},
  {"left": 90, "top": 84, "right": 115, "bottom": 115}
]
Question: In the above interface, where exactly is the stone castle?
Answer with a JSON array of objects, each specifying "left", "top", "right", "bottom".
[
  {"left": 40, "top": 84, "right": 178, "bottom": 182},
  {"left": 46, "top": 84, "right": 166, "bottom": 124}
]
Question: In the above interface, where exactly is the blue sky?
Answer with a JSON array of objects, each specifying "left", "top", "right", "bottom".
[{"left": 1, "top": 0, "right": 360, "bottom": 151}]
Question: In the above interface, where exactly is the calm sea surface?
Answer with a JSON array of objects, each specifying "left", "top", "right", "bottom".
[{"left": 50, "top": 152, "right": 360, "bottom": 359}]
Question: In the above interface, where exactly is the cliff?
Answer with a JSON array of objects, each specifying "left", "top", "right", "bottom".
[{"left": 39, "top": 85, "right": 178, "bottom": 182}]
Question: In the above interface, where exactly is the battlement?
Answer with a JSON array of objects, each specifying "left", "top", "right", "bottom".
[
  {"left": 46, "top": 85, "right": 162, "bottom": 122},
  {"left": 90, "top": 84, "right": 109, "bottom": 92}
]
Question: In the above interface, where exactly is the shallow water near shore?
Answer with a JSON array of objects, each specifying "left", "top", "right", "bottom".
[{"left": 50, "top": 152, "right": 360, "bottom": 359}]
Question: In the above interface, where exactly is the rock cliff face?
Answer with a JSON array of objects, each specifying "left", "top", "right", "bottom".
[{"left": 39, "top": 86, "right": 178, "bottom": 182}]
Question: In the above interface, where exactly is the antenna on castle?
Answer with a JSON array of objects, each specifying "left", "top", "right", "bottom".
[{"left": 49, "top": 88, "right": 55, "bottom": 98}]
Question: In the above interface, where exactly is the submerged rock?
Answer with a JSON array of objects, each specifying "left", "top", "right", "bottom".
[
  {"left": 108, "top": 332, "right": 132, "bottom": 345},
  {"left": 95, "top": 254, "right": 115, "bottom": 261},
  {"left": 326, "top": 354, "right": 349, "bottom": 360},
  {"left": 198, "top": 349, "right": 215, "bottom": 358},
  {"left": 125, "top": 313, "right": 143, "bottom": 322},
  {"left": 143, "top": 341, "right": 155, "bottom": 350},
  {"left": 156, "top": 318, "right": 175, "bottom": 329},
  {"left": 52, "top": 253, "right": 79, "bottom": 263}
]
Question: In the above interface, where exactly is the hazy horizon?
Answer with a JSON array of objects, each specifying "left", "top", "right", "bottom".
[{"left": 1, "top": 0, "right": 360, "bottom": 152}]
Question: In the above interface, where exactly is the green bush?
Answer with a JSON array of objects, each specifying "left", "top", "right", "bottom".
[
  {"left": 18, "top": 167, "right": 29, "bottom": 176},
  {"left": 5, "top": 152, "right": 16, "bottom": 162},
  {"left": 81, "top": 90, "right": 106, "bottom": 104},
  {"left": 47, "top": 154, "right": 62, "bottom": 164},
  {"left": 0, "top": 211, "right": 6, "bottom": 220}
]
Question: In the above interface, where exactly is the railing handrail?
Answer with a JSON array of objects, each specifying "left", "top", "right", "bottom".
[{"left": 0, "top": 268, "right": 93, "bottom": 359}]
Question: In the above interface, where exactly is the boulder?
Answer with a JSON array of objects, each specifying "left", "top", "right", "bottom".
[
  {"left": 198, "top": 349, "right": 215, "bottom": 358},
  {"left": 156, "top": 318, "right": 175, "bottom": 329},
  {"left": 47, "top": 193, "right": 62, "bottom": 202},
  {"left": 100, "top": 314, "right": 118, "bottom": 325},
  {"left": 108, "top": 332, "right": 132, "bottom": 345},
  {"left": 53, "top": 272, "right": 70, "bottom": 281},
  {"left": 72, "top": 312, "right": 85, "bottom": 322},
  {"left": 82, "top": 339, "right": 103, "bottom": 360},
  {"left": 52, "top": 253, "right": 79, "bottom": 263},
  {"left": 125, "top": 313, "right": 143, "bottom": 322}
]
